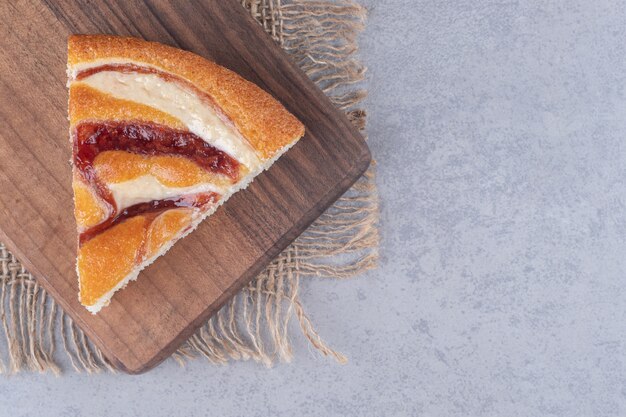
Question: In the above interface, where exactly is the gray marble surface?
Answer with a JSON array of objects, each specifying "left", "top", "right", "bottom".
[{"left": 2, "top": 0, "right": 626, "bottom": 416}]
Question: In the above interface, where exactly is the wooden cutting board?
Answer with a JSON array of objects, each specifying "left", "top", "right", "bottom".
[{"left": 0, "top": 0, "right": 370, "bottom": 373}]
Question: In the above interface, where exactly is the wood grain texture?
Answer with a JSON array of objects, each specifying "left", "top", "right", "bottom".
[{"left": 0, "top": 0, "right": 370, "bottom": 373}]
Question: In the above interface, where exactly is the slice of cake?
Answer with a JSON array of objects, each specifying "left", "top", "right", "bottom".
[{"left": 68, "top": 35, "right": 305, "bottom": 313}]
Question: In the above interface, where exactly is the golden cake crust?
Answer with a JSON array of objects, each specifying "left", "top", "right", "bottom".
[
  {"left": 72, "top": 173, "right": 109, "bottom": 230},
  {"left": 68, "top": 35, "right": 305, "bottom": 159},
  {"left": 78, "top": 215, "right": 147, "bottom": 307},
  {"left": 69, "top": 83, "right": 186, "bottom": 130},
  {"left": 78, "top": 209, "right": 194, "bottom": 307},
  {"left": 93, "top": 151, "right": 234, "bottom": 188}
]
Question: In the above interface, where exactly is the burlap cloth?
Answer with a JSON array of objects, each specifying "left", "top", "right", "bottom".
[{"left": 0, "top": 0, "right": 378, "bottom": 374}]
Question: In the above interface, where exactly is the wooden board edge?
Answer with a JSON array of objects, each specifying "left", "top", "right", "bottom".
[
  {"left": 0, "top": 0, "right": 375, "bottom": 372},
  {"left": 0, "top": 101, "right": 372, "bottom": 376},
  {"left": 121, "top": 145, "right": 371, "bottom": 374}
]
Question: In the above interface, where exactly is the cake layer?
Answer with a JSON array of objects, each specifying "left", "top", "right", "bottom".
[
  {"left": 68, "top": 35, "right": 305, "bottom": 159},
  {"left": 78, "top": 207, "right": 197, "bottom": 309},
  {"left": 73, "top": 174, "right": 111, "bottom": 230},
  {"left": 79, "top": 192, "right": 218, "bottom": 245},
  {"left": 77, "top": 69, "right": 261, "bottom": 169},
  {"left": 74, "top": 122, "right": 241, "bottom": 182},
  {"left": 69, "top": 83, "right": 186, "bottom": 131},
  {"left": 78, "top": 215, "right": 147, "bottom": 307},
  {"left": 72, "top": 121, "right": 238, "bottom": 236},
  {"left": 93, "top": 150, "right": 231, "bottom": 193}
]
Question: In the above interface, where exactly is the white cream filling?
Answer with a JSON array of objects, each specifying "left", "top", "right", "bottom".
[
  {"left": 108, "top": 175, "right": 225, "bottom": 212},
  {"left": 85, "top": 139, "right": 299, "bottom": 314},
  {"left": 77, "top": 70, "right": 261, "bottom": 169}
]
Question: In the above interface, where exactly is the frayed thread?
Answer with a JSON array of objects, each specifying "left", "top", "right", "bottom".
[{"left": 0, "top": 0, "right": 378, "bottom": 373}]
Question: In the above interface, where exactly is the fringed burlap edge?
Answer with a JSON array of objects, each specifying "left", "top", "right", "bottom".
[{"left": 0, "top": 0, "right": 378, "bottom": 374}]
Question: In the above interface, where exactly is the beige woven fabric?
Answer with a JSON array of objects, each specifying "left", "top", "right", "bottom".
[{"left": 0, "top": 0, "right": 377, "bottom": 374}]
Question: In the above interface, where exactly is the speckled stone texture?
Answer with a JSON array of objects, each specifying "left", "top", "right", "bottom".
[{"left": 1, "top": 0, "right": 626, "bottom": 416}]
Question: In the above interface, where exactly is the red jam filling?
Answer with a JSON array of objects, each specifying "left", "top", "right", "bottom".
[
  {"left": 79, "top": 192, "right": 217, "bottom": 245},
  {"left": 76, "top": 63, "right": 177, "bottom": 82},
  {"left": 76, "top": 64, "right": 161, "bottom": 80},
  {"left": 75, "top": 121, "right": 240, "bottom": 182},
  {"left": 74, "top": 121, "right": 234, "bottom": 244}
]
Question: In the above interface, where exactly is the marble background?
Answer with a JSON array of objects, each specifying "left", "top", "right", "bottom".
[{"left": 1, "top": 0, "right": 626, "bottom": 416}]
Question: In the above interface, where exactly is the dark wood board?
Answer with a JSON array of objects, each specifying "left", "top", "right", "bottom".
[{"left": 0, "top": 0, "right": 370, "bottom": 373}]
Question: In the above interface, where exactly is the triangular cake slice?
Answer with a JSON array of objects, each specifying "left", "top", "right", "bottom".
[{"left": 68, "top": 35, "right": 305, "bottom": 313}]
